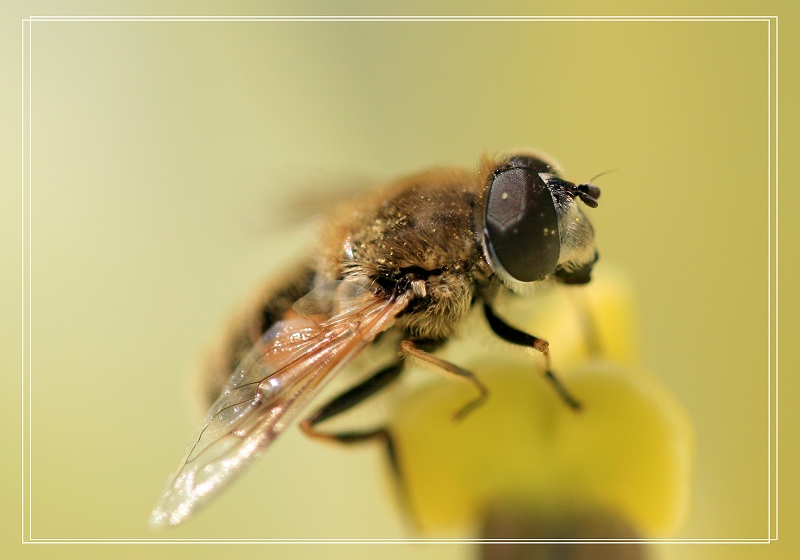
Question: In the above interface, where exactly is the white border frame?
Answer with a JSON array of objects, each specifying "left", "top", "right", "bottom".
[{"left": 20, "top": 14, "right": 779, "bottom": 545}]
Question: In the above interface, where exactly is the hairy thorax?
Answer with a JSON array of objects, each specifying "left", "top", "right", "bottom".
[{"left": 319, "top": 168, "right": 496, "bottom": 340}]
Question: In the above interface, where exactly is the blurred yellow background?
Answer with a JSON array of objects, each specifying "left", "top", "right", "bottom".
[{"left": 1, "top": 2, "right": 798, "bottom": 560}]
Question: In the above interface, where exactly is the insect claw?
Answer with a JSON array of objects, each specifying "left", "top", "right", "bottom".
[{"left": 544, "top": 369, "right": 583, "bottom": 412}]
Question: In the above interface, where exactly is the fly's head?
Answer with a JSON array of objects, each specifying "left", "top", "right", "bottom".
[{"left": 481, "top": 152, "right": 601, "bottom": 290}]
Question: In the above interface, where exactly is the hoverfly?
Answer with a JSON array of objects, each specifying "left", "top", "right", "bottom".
[{"left": 150, "top": 150, "right": 601, "bottom": 527}]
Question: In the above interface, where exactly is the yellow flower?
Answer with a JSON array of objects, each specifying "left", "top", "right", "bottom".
[{"left": 390, "top": 267, "right": 694, "bottom": 540}]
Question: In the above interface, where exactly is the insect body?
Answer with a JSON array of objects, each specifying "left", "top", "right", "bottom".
[{"left": 150, "top": 151, "right": 601, "bottom": 527}]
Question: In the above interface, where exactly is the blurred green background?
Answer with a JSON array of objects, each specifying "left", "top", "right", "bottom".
[{"left": 1, "top": 1, "right": 798, "bottom": 559}]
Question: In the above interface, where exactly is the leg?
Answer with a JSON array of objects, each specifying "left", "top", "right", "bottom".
[
  {"left": 300, "top": 362, "right": 405, "bottom": 478},
  {"left": 399, "top": 339, "right": 489, "bottom": 421},
  {"left": 483, "top": 301, "right": 582, "bottom": 411},
  {"left": 300, "top": 362, "right": 414, "bottom": 523}
]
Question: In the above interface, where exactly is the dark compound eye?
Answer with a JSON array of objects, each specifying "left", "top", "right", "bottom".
[
  {"left": 506, "top": 155, "right": 555, "bottom": 174},
  {"left": 483, "top": 166, "right": 560, "bottom": 283}
]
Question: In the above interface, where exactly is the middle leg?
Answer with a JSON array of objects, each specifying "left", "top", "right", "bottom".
[{"left": 398, "top": 339, "right": 489, "bottom": 421}]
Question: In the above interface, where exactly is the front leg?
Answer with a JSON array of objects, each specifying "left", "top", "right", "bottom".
[{"left": 483, "top": 301, "right": 582, "bottom": 411}]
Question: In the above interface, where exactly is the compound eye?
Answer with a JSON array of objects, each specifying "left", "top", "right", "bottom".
[{"left": 483, "top": 167, "right": 560, "bottom": 282}]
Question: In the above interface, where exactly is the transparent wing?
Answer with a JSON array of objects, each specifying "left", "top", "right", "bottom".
[{"left": 151, "top": 279, "right": 410, "bottom": 527}]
